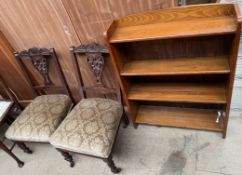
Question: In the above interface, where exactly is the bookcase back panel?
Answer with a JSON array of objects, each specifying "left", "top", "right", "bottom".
[
  {"left": 114, "top": 35, "right": 234, "bottom": 60},
  {"left": 137, "top": 101, "right": 224, "bottom": 110},
  {"left": 129, "top": 74, "right": 228, "bottom": 83}
]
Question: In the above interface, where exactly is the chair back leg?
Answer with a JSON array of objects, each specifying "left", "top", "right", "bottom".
[
  {"left": 16, "top": 142, "right": 33, "bottom": 154},
  {"left": 0, "top": 141, "right": 24, "bottom": 167}
]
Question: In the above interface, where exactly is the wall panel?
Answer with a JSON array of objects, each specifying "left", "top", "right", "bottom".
[
  {"left": 0, "top": 31, "right": 34, "bottom": 101},
  {"left": 0, "top": 0, "right": 179, "bottom": 102},
  {"left": 61, "top": 0, "right": 176, "bottom": 97},
  {"left": 0, "top": 0, "right": 81, "bottom": 101}
]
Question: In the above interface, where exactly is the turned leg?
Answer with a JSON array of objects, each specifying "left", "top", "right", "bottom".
[
  {"left": 57, "top": 149, "right": 75, "bottom": 167},
  {"left": 122, "top": 108, "right": 129, "bottom": 128},
  {"left": 16, "top": 142, "right": 33, "bottom": 154},
  {"left": 0, "top": 141, "right": 24, "bottom": 168},
  {"left": 103, "top": 155, "right": 121, "bottom": 174}
]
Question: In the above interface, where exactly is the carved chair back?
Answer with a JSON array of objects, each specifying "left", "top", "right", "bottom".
[
  {"left": 14, "top": 47, "right": 73, "bottom": 102},
  {"left": 70, "top": 43, "right": 122, "bottom": 103}
]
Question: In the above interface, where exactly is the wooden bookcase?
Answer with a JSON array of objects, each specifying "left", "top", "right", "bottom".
[{"left": 104, "top": 4, "right": 242, "bottom": 138}]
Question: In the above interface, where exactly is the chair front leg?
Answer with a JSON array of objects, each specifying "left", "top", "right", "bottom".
[
  {"left": 103, "top": 154, "right": 121, "bottom": 174},
  {"left": 0, "top": 141, "right": 24, "bottom": 168},
  {"left": 16, "top": 142, "right": 33, "bottom": 154},
  {"left": 57, "top": 149, "right": 75, "bottom": 167}
]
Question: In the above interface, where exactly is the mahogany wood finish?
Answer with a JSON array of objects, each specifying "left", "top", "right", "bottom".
[
  {"left": 103, "top": 155, "right": 122, "bottom": 174},
  {"left": 16, "top": 142, "right": 33, "bottom": 154},
  {"left": 105, "top": 4, "right": 242, "bottom": 138},
  {"left": 54, "top": 43, "right": 129, "bottom": 173},
  {"left": 4, "top": 47, "right": 76, "bottom": 162},
  {"left": 71, "top": 42, "right": 129, "bottom": 126},
  {"left": 57, "top": 149, "right": 75, "bottom": 167},
  {"left": 0, "top": 142, "right": 24, "bottom": 168},
  {"left": 70, "top": 43, "right": 115, "bottom": 99},
  {"left": 15, "top": 47, "right": 74, "bottom": 102}
]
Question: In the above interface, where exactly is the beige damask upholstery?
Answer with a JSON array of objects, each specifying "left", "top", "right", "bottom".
[
  {"left": 5, "top": 95, "right": 72, "bottom": 142},
  {"left": 50, "top": 98, "right": 123, "bottom": 158}
]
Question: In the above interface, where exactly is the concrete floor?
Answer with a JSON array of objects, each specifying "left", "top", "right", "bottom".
[{"left": 1, "top": 113, "right": 242, "bottom": 175}]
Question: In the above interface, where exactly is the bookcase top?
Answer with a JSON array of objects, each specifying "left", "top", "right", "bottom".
[{"left": 106, "top": 4, "right": 241, "bottom": 43}]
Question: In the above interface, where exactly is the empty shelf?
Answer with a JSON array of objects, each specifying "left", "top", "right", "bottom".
[
  {"left": 121, "top": 56, "right": 230, "bottom": 76},
  {"left": 136, "top": 105, "right": 223, "bottom": 131},
  {"left": 128, "top": 82, "right": 226, "bottom": 104}
]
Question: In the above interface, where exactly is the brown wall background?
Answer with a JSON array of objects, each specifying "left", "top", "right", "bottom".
[{"left": 0, "top": 0, "right": 175, "bottom": 102}]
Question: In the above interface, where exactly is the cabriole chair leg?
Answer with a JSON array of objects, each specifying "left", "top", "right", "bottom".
[
  {"left": 57, "top": 149, "right": 75, "bottom": 167},
  {"left": 103, "top": 155, "right": 121, "bottom": 174},
  {"left": 16, "top": 142, "right": 33, "bottom": 154}
]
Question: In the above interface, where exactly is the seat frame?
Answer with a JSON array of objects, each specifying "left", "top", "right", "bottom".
[
  {"left": 8, "top": 47, "right": 74, "bottom": 154},
  {"left": 53, "top": 43, "right": 129, "bottom": 174}
]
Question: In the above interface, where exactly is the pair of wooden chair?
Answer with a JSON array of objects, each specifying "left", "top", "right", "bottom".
[{"left": 5, "top": 43, "right": 129, "bottom": 173}]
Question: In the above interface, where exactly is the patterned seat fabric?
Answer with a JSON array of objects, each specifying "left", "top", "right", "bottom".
[
  {"left": 5, "top": 95, "right": 72, "bottom": 142},
  {"left": 50, "top": 98, "right": 123, "bottom": 158}
]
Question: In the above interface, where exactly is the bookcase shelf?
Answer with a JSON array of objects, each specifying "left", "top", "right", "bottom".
[
  {"left": 121, "top": 56, "right": 230, "bottom": 76},
  {"left": 136, "top": 105, "right": 223, "bottom": 132},
  {"left": 105, "top": 3, "right": 242, "bottom": 138},
  {"left": 128, "top": 82, "right": 226, "bottom": 104}
]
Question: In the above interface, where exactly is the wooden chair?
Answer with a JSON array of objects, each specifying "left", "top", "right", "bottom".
[
  {"left": 50, "top": 43, "right": 129, "bottom": 174},
  {"left": 5, "top": 47, "right": 74, "bottom": 154},
  {"left": 0, "top": 76, "right": 24, "bottom": 167}
]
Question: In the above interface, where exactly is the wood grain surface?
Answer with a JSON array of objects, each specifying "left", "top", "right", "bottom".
[
  {"left": 0, "top": 0, "right": 81, "bottom": 101},
  {"left": 121, "top": 56, "right": 230, "bottom": 76},
  {"left": 105, "top": 3, "right": 241, "bottom": 136},
  {"left": 0, "top": 0, "right": 176, "bottom": 102},
  {"left": 136, "top": 105, "right": 223, "bottom": 131},
  {"left": 109, "top": 4, "right": 237, "bottom": 42},
  {"left": 128, "top": 82, "right": 227, "bottom": 104},
  {"left": 0, "top": 31, "right": 34, "bottom": 101}
]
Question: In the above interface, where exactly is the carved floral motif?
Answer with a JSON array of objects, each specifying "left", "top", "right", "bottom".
[
  {"left": 86, "top": 52, "right": 104, "bottom": 85},
  {"left": 26, "top": 48, "right": 53, "bottom": 85},
  {"left": 73, "top": 43, "right": 108, "bottom": 86}
]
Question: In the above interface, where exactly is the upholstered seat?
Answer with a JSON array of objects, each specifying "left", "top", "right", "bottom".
[
  {"left": 5, "top": 95, "right": 72, "bottom": 142},
  {"left": 50, "top": 98, "right": 122, "bottom": 158}
]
